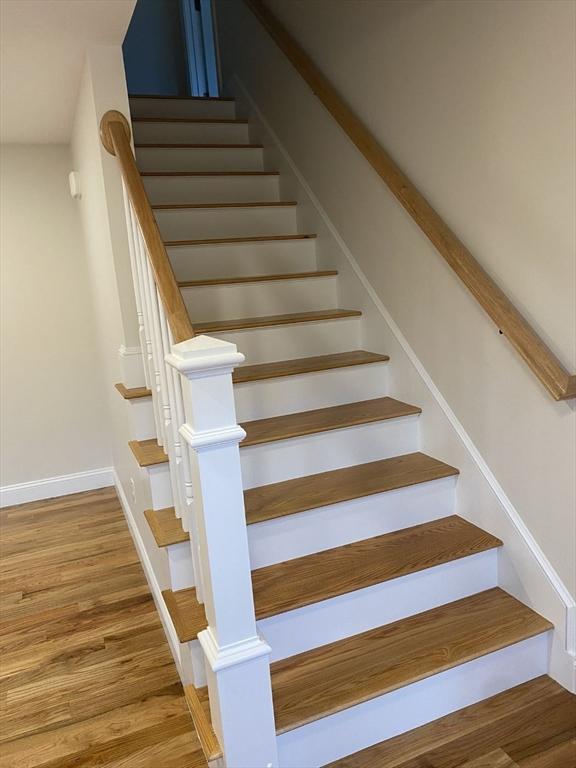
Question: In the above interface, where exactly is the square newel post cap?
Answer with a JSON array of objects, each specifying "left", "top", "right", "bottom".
[{"left": 166, "top": 334, "right": 245, "bottom": 377}]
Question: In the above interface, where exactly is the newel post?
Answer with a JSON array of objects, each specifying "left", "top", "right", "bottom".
[{"left": 166, "top": 334, "right": 278, "bottom": 768}]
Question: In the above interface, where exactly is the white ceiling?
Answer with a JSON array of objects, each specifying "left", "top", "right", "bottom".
[{"left": 0, "top": 0, "right": 136, "bottom": 143}]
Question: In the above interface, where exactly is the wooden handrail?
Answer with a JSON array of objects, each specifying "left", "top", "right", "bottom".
[
  {"left": 100, "top": 110, "right": 195, "bottom": 344},
  {"left": 244, "top": 0, "right": 576, "bottom": 401}
]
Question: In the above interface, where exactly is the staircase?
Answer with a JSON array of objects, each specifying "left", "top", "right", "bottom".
[{"left": 111, "top": 95, "right": 574, "bottom": 767}]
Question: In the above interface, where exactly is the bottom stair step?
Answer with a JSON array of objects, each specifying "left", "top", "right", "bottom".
[
  {"left": 324, "top": 675, "right": 575, "bottom": 768},
  {"left": 272, "top": 588, "right": 551, "bottom": 736}
]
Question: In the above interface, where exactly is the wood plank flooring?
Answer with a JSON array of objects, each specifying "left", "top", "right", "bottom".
[{"left": 0, "top": 487, "right": 205, "bottom": 768}]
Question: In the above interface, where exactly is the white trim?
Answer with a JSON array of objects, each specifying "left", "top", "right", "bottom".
[
  {"left": 0, "top": 467, "right": 114, "bottom": 508},
  {"left": 234, "top": 76, "right": 576, "bottom": 658},
  {"left": 180, "top": 423, "right": 246, "bottom": 450},
  {"left": 199, "top": 626, "right": 271, "bottom": 671},
  {"left": 113, "top": 470, "right": 187, "bottom": 679},
  {"left": 118, "top": 344, "right": 142, "bottom": 357}
]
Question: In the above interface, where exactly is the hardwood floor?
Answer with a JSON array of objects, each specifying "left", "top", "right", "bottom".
[{"left": 0, "top": 487, "right": 206, "bottom": 768}]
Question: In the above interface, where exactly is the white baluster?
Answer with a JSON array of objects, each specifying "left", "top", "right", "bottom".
[
  {"left": 166, "top": 326, "right": 205, "bottom": 602},
  {"left": 121, "top": 184, "right": 150, "bottom": 391},
  {"left": 167, "top": 334, "right": 278, "bottom": 768},
  {"left": 131, "top": 214, "right": 164, "bottom": 444}
]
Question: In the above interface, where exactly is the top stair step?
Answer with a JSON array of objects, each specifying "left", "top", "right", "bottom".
[
  {"left": 271, "top": 588, "right": 552, "bottom": 734},
  {"left": 325, "top": 675, "right": 575, "bottom": 768},
  {"left": 129, "top": 95, "right": 237, "bottom": 120}
]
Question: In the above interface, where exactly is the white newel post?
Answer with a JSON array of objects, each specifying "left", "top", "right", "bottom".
[{"left": 167, "top": 335, "right": 279, "bottom": 768}]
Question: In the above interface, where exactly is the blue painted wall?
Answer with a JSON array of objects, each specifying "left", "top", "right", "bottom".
[{"left": 123, "top": 0, "right": 189, "bottom": 96}]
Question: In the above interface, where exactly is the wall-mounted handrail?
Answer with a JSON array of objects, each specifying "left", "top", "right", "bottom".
[
  {"left": 100, "top": 110, "right": 195, "bottom": 344},
  {"left": 244, "top": 0, "right": 576, "bottom": 401}
]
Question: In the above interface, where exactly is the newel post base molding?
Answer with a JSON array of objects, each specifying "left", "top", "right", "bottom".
[{"left": 167, "top": 334, "right": 279, "bottom": 767}]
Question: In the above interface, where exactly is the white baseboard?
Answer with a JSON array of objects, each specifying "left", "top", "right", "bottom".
[{"left": 0, "top": 467, "right": 114, "bottom": 508}]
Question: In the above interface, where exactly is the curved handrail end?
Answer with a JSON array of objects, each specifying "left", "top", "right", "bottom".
[{"left": 100, "top": 110, "right": 132, "bottom": 156}]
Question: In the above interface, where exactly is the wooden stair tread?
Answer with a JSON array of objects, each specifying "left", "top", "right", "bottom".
[
  {"left": 459, "top": 749, "right": 519, "bottom": 767},
  {"left": 129, "top": 94, "right": 234, "bottom": 101},
  {"left": 233, "top": 350, "right": 389, "bottom": 384},
  {"left": 241, "top": 396, "right": 420, "bottom": 448},
  {"left": 165, "top": 233, "right": 316, "bottom": 246},
  {"left": 163, "top": 586, "right": 207, "bottom": 642},
  {"left": 183, "top": 685, "right": 223, "bottom": 763},
  {"left": 144, "top": 452, "right": 458, "bottom": 544},
  {"left": 179, "top": 270, "right": 337, "bottom": 287},
  {"left": 195, "top": 307, "right": 359, "bottom": 333},
  {"left": 133, "top": 117, "right": 248, "bottom": 124},
  {"left": 115, "top": 382, "right": 152, "bottom": 399},
  {"left": 154, "top": 201, "right": 297, "bottom": 209},
  {"left": 271, "top": 588, "right": 553, "bottom": 734},
  {"left": 252, "top": 515, "right": 501, "bottom": 619},
  {"left": 141, "top": 171, "right": 280, "bottom": 177},
  {"left": 325, "top": 676, "right": 576, "bottom": 768},
  {"left": 135, "top": 143, "right": 263, "bottom": 149},
  {"left": 115, "top": 352, "right": 388, "bottom": 405},
  {"left": 128, "top": 439, "right": 167, "bottom": 467},
  {"left": 163, "top": 516, "right": 501, "bottom": 642},
  {"left": 244, "top": 451, "right": 457, "bottom": 524},
  {"left": 130, "top": 396, "right": 417, "bottom": 466},
  {"left": 144, "top": 508, "right": 186, "bottom": 547}
]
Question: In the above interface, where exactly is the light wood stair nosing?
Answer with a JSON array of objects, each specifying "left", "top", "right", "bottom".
[
  {"left": 153, "top": 201, "right": 297, "bottom": 210},
  {"left": 165, "top": 233, "right": 316, "bottom": 247},
  {"left": 115, "top": 382, "right": 153, "bottom": 400},
  {"left": 178, "top": 270, "right": 338, "bottom": 287},
  {"left": 134, "top": 142, "right": 263, "bottom": 149},
  {"left": 141, "top": 171, "right": 280, "bottom": 177},
  {"left": 194, "top": 307, "right": 361, "bottom": 334}
]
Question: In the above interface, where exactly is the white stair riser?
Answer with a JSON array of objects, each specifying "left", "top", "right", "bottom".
[
  {"left": 184, "top": 277, "right": 337, "bottom": 322},
  {"left": 240, "top": 415, "right": 420, "bottom": 488},
  {"left": 147, "top": 464, "right": 173, "bottom": 510},
  {"left": 155, "top": 205, "right": 298, "bottom": 241},
  {"left": 143, "top": 175, "right": 281, "bottom": 205},
  {"left": 167, "top": 540, "right": 195, "bottom": 590},
  {"left": 211, "top": 317, "right": 362, "bottom": 365},
  {"left": 135, "top": 147, "right": 264, "bottom": 172},
  {"left": 261, "top": 550, "right": 497, "bottom": 662},
  {"left": 125, "top": 397, "right": 157, "bottom": 441},
  {"left": 129, "top": 98, "right": 237, "bottom": 120},
  {"left": 235, "top": 361, "right": 388, "bottom": 421},
  {"left": 248, "top": 475, "right": 456, "bottom": 568},
  {"left": 168, "top": 238, "right": 316, "bottom": 280},
  {"left": 277, "top": 633, "right": 550, "bottom": 768},
  {"left": 133, "top": 121, "right": 250, "bottom": 144}
]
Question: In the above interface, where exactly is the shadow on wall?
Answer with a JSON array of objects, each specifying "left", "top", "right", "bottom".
[{"left": 123, "top": 0, "right": 189, "bottom": 96}]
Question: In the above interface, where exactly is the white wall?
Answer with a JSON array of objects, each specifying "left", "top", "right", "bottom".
[
  {"left": 216, "top": 0, "right": 576, "bottom": 597},
  {"left": 0, "top": 144, "right": 110, "bottom": 489},
  {"left": 71, "top": 44, "right": 170, "bottom": 588}
]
